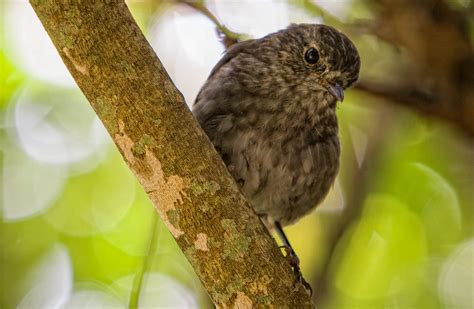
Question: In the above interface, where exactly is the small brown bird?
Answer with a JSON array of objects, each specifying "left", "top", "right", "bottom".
[{"left": 193, "top": 24, "right": 360, "bottom": 285}]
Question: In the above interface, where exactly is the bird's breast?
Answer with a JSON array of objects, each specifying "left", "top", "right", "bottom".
[{"left": 225, "top": 108, "right": 340, "bottom": 225}]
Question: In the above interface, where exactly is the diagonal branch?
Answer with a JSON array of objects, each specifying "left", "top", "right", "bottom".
[
  {"left": 177, "top": 0, "right": 247, "bottom": 48},
  {"left": 29, "top": 1, "right": 313, "bottom": 307}
]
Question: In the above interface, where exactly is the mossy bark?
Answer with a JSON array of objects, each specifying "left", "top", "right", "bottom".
[{"left": 29, "top": 1, "right": 314, "bottom": 307}]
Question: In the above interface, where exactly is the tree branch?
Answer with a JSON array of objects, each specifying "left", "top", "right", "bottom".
[{"left": 29, "top": 1, "right": 313, "bottom": 307}]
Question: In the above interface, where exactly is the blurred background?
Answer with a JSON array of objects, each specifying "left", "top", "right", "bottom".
[{"left": 0, "top": 0, "right": 472, "bottom": 308}]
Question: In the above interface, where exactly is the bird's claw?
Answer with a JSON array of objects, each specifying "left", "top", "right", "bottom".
[{"left": 279, "top": 245, "right": 313, "bottom": 295}]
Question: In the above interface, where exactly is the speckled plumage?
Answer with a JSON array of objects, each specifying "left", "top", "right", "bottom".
[{"left": 193, "top": 24, "right": 360, "bottom": 226}]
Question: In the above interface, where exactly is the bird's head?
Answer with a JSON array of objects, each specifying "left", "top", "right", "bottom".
[{"left": 257, "top": 23, "right": 360, "bottom": 103}]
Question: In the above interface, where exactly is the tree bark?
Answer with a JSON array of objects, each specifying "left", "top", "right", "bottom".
[{"left": 29, "top": 1, "right": 313, "bottom": 307}]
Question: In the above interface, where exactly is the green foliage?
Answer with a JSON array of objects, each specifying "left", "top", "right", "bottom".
[
  {"left": 333, "top": 194, "right": 427, "bottom": 301},
  {"left": 44, "top": 150, "right": 137, "bottom": 236}
]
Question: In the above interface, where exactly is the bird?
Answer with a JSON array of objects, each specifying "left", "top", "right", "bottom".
[{"left": 192, "top": 23, "right": 360, "bottom": 288}]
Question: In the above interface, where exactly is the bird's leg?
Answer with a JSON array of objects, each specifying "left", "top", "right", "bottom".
[{"left": 275, "top": 221, "right": 313, "bottom": 295}]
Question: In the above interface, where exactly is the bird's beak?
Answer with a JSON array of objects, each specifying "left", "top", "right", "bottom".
[{"left": 327, "top": 83, "right": 344, "bottom": 102}]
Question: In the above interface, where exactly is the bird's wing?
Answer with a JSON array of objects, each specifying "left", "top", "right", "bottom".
[
  {"left": 194, "top": 39, "right": 259, "bottom": 105},
  {"left": 208, "top": 39, "right": 259, "bottom": 78}
]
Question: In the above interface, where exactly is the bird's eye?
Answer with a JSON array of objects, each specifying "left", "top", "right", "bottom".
[{"left": 304, "top": 48, "right": 319, "bottom": 64}]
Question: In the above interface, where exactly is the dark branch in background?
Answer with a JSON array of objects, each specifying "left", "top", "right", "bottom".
[
  {"left": 352, "top": 80, "right": 466, "bottom": 127},
  {"left": 363, "top": 0, "right": 474, "bottom": 136},
  {"left": 354, "top": 80, "right": 436, "bottom": 107}
]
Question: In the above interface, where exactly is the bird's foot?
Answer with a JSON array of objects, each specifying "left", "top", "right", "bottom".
[{"left": 279, "top": 245, "right": 313, "bottom": 295}]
